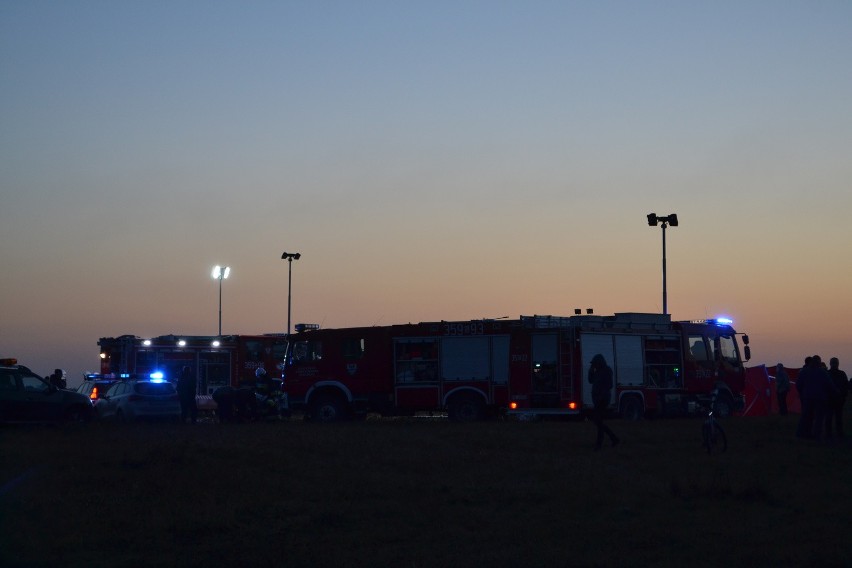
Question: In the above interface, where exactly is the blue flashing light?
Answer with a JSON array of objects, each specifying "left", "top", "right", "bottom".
[
  {"left": 714, "top": 317, "right": 734, "bottom": 326},
  {"left": 149, "top": 371, "right": 165, "bottom": 381}
]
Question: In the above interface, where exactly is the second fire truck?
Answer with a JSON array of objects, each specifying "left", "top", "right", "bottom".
[{"left": 282, "top": 312, "right": 750, "bottom": 421}]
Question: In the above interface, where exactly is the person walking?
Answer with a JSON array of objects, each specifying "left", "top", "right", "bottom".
[
  {"left": 775, "top": 363, "right": 790, "bottom": 416},
  {"left": 826, "top": 357, "right": 848, "bottom": 438},
  {"left": 588, "top": 354, "right": 619, "bottom": 450},
  {"left": 177, "top": 365, "right": 198, "bottom": 424}
]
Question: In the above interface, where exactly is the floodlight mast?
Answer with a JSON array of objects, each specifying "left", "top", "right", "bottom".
[
  {"left": 281, "top": 252, "right": 301, "bottom": 335},
  {"left": 646, "top": 213, "right": 678, "bottom": 315},
  {"left": 212, "top": 265, "right": 230, "bottom": 335}
]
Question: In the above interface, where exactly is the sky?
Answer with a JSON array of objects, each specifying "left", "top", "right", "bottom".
[{"left": 2, "top": 1, "right": 851, "bottom": 387}]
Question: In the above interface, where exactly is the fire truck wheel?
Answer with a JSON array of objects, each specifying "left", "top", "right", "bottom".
[
  {"left": 309, "top": 394, "right": 348, "bottom": 423},
  {"left": 619, "top": 396, "right": 644, "bottom": 421},
  {"left": 447, "top": 394, "right": 485, "bottom": 422}
]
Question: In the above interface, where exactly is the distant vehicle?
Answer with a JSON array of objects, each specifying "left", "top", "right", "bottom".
[
  {"left": 75, "top": 374, "right": 120, "bottom": 411},
  {"left": 0, "top": 358, "right": 94, "bottom": 424},
  {"left": 96, "top": 380, "right": 181, "bottom": 422}
]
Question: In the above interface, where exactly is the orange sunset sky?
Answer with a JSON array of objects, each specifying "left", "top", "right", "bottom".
[{"left": 2, "top": 2, "right": 850, "bottom": 385}]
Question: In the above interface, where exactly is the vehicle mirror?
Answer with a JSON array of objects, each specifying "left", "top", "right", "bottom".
[{"left": 743, "top": 345, "right": 751, "bottom": 362}]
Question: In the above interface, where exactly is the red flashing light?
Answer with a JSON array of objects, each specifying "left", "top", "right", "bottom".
[
  {"left": 509, "top": 401, "right": 518, "bottom": 410},
  {"left": 568, "top": 402, "right": 577, "bottom": 410}
]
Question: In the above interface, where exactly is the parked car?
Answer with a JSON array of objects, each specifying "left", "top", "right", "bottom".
[
  {"left": 0, "top": 358, "right": 94, "bottom": 424},
  {"left": 96, "top": 380, "right": 182, "bottom": 422},
  {"left": 75, "top": 375, "right": 119, "bottom": 412}
]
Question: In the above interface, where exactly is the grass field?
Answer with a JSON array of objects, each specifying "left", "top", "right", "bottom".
[{"left": 2, "top": 412, "right": 851, "bottom": 568}]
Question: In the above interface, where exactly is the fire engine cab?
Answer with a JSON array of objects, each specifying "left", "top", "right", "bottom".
[{"left": 281, "top": 313, "right": 750, "bottom": 421}]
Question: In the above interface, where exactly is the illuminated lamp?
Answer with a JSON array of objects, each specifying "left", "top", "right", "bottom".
[
  {"left": 212, "top": 265, "right": 230, "bottom": 336},
  {"left": 143, "top": 339, "right": 152, "bottom": 347},
  {"left": 212, "top": 340, "right": 220, "bottom": 348},
  {"left": 509, "top": 402, "right": 519, "bottom": 410},
  {"left": 177, "top": 340, "right": 186, "bottom": 347}
]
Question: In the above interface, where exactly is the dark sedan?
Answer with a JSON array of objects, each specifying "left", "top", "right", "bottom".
[{"left": 0, "top": 359, "right": 94, "bottom": 424}]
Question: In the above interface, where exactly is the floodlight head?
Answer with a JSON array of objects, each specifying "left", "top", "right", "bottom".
[
  {"left": 647, "top": 213, "right": 658, "bottom": 226},
  {"left": 212, "top": 265, "right": 221, "bottom": 279},
  {"left": 281, "top": 252, "right": 301, "bottom": 260},
  {"left": 223, "top": 266, "right": 230, "bottom": 279},
  {"left": 667, "top": 214, "right": 679, "bottom": 227}
]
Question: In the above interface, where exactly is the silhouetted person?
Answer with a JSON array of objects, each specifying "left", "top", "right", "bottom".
[
  {"left": 775, "top": 363, "right": 790, "bottom": 415},
  {"left": 177, "top": 365, "right": 198, "bottom": 424},
  {"left": 49, "top": 369, "right": 66, "bottom": 389},
  {"left": 588, "top": 354, "right": 619, "bottom": 450},
  {"left": 826, "top": 357, "right": 848, "bottom": 438},
  {"left": 799, "top": 355, "right": 838, "bottom": 440},
  {"left": 796, "top": 357, "right": 814, "bottom": 438}
]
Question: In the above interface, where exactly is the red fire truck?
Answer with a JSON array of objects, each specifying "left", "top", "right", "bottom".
[
  {"left": 281, "top": 313, "right": 751, "bottom": 421},
  {"left": 96, "top": 334, "right": 288, "bottom": 394}
]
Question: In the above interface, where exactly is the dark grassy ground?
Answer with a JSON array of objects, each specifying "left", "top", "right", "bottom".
[{"left": 2, "top": 412, "right": 851, "bottom": 568}]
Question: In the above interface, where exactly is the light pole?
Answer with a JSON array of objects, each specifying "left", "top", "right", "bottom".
[
  {"left": 281, "top": 252, "right": 301, "bottom": 335},
  {"left": 211, "top": 265, "right": 230, "bottom": 335},
  {"left": 646, "top": 213, "right": 678, "bottom": 315}
]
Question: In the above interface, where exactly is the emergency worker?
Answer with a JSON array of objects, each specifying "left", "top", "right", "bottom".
[
  {"left": 588, "top": 354, "right": 620, "bottom": 450},
  {"left": 254, "top": 367, "right": 281, "bottom": 418}
]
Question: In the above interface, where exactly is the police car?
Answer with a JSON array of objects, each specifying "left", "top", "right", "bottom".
[{"left": 0, "top": 358, "right": 94, "bottom": 424}]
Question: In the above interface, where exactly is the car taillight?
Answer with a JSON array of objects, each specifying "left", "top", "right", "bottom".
[{"left": 90, "top": 387, "right": 98, "bottom": 400}]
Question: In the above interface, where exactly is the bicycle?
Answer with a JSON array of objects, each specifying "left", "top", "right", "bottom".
[{"left": 702, "top": 389, "right": 728, "bottom": 454}]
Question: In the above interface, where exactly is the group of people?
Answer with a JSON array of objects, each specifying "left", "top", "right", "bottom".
[{"left": 793, "top": 355, "right": 848, "bottom": 441}]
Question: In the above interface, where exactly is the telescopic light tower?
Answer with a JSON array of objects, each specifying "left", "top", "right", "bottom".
[
  {"left": 211, "top": 265, "right": 230, "bottom": 335},
  {"left": 646, "top": 213, "right": 678, "bottom": 315},
  {"left": 281, "top": 252, "right": 301, "bottom": 335}
]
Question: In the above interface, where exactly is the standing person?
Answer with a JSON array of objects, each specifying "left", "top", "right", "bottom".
[
  {"left": 826, "top": 357, "right": 848, "bottom": 439},
  {"left": 588, "top": 354, "right": 620, "bottom": 450},
  {"left": 775, "top": 363, "right": 790, "bottom": 416},
  {"left": 801, "top": 355, "right": 838, "bottom": 441},
  {"left": 177, "top": 365, "right": 198, "bottom": 424},
  {"left": 796, "top": 357, "right": 814, "bottom": 438}
]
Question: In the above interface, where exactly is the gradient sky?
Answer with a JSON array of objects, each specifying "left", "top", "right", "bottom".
[{"left": 2, "top": 1, "right": 851, "bottom": 386}]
